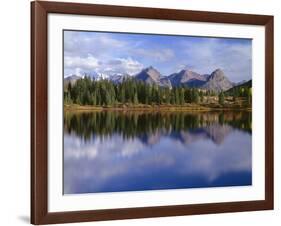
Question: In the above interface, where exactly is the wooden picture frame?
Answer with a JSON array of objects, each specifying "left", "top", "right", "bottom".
[{"left": 31, "top": 1, "right": 274, "bottom": 224}]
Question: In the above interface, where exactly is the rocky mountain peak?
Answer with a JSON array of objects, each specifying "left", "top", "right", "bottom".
[
  {"left": 136, "top": 67, "right": 160, "bottom": 81},
  {"left": 143, "top": 66, "right": 161, "bottom": 79},
  {"left": 209, "top": 68, "right": 225, "bottom": 80},
  {"left": 135, "top": 67, "right": 172, "bottom": 88},
  {"left": 202, "top": 69, "right": 233, "bottom": 92},
  {"left": 64, "top": 67, "right": 241, "bottom": 92}
]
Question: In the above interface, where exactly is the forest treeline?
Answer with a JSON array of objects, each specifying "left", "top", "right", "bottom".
[{"left": 64, "top": 76, "right": 252, "bottom": 106}]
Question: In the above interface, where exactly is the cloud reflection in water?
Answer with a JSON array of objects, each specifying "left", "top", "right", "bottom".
[{"left": 64, "top": 111, "right": 252, "bottom": 194}]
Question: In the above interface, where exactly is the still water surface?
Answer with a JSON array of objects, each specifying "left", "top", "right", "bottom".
[{"left": 64, "top": 111, "right": 252, "bottom": 194}]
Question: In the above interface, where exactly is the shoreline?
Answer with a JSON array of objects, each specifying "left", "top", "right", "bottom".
[{"left": 64, "top": 104, "right": 252, "bottom": 112}]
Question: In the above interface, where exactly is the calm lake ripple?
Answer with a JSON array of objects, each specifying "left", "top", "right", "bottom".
[{"left": 64, "top": 111, "right": 252, "bottom": 194}]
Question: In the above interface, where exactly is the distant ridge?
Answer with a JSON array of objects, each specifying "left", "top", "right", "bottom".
[
  {"left": 64, "top": 67, "right": 249, "bottom": 92},
  {"left": 64, "top": 75, "right": 82, "bottom": 86},
  {"left": 225, "top": 79, "right": 252, "bottom": 94}
]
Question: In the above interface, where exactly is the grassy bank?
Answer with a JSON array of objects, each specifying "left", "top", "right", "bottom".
[{"left": 64, "top": 103, "right": 251, "bottom": 112}]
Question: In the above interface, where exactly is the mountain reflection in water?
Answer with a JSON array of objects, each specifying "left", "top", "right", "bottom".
[{"left": 64, "top": 111, "right": 252, "bottom": 194}]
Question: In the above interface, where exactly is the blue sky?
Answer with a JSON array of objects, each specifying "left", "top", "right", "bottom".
[{"left": 64, "top": 30, "right": 252, "bottom": 82}]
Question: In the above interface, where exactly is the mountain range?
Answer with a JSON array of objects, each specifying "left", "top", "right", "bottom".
[{"left": 64, "top": 66, "right": 250, "bottom": 92}]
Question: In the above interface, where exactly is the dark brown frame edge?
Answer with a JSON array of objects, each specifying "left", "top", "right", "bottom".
[{"left": 31, "top": 1, "right": 274, "bottom": 224}]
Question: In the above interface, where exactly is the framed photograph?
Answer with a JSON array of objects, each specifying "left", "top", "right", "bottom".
[{"left": 31, "top": 1, "right": 274, "bottom": 224}]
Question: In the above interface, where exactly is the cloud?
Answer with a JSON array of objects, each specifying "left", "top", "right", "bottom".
[
  {"left": 103, "top": 58, "right": 144, "bottom": 75},
  {"left": 179, "top": 38, "right": 252, "bottom": 82},
  {"left": 64, "top": 54, "right": 100, "bottom": 76},
  {"left": 64, "top": 31, "right": 126, "bottom": 58},
  {"left": 133, "top": 48, "right": 175, "bottom": 62},
  {"left": 64, "top": 55, "right": 143, "bottom": 76},
  {"left": 64, "top": 31, "right": 252, "bottom": 82},
  {"left": 64, "top": 31, "right": 144, "bottom": 76},
  {"left": 65, "top": 54, "right": 99, "bottom": 70}
]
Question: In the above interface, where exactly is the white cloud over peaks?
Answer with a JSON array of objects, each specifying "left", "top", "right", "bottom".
[
  {"left": 103, "top": 58, "right": 144, "bottom": 75},
  {"left": 64, "top": 54, "right": 99, "bottom": 70},
  {"left": 134, "top": 48, "right": 174, "bottom": 62},
  {"left": 64, "top": 55, "right": 143, "bottom": 77}
]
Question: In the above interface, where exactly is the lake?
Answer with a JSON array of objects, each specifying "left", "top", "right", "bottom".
[{"left": 64, "top": 110, "right": 252, "bottom": 194}]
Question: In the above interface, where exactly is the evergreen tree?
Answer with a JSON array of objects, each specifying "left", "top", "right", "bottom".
[
  {"left": 91, "top": 92, "right": 96, "bottom": 105},
  {"left": 193, "top": 90, "right": 199, "bottom": 104},
  {"left": 179, "top": 88, "right": 185, "bottom": 105},
  {"left": 246, "top": 87, "right": 252, "bottom": 105},
  {"left": 175, "top": 88, "right": 180, "bottom": 104},
  {"left": 64, "top": 76, "right": 241, "bottom": 107},
  {"left": 120, "top": 86, "right": 126, "bottom": 103},
  {"left": 133, "top": 92, "right": 138, "bottom": 104},
  {"left": 219, "top": 92, "right": 225, "bottom": 105}
]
